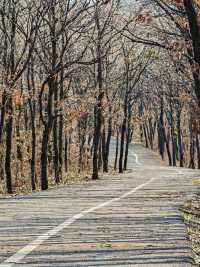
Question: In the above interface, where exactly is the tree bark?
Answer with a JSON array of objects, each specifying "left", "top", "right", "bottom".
[
  {"left": 189, "top": 120, "right": 195, "bottom": 169},
  {"left": 114, "top": 128, "right": 119, "bottom": 170},
  {"left": 104, "top": 105, "right": 112, "bottom": 172},
  {"left": 27, "top": 58, "right": 36, "bottom": 191},
  {"left": 92, "top": 93, "right": 104, "bottom": 179},
  {"left": 158, "top": 97, "right": 165, "bottom": 160},
  {"left": 176, "top": 107, "right": 184, "bottom": 167},
  {"left": 64, "top": 136, "right": 68, "bottom": 173},
  {"left": 124, "top": 103, "right": 131, "bottom": 171},
  {"left": 119, "top": 118, "right": 126, "bottom": 173},
  {"left": 5, "top": 101, "right": 13, "bottom": 194}
]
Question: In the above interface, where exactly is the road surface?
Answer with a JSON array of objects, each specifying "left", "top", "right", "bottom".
[{"left": 0, "top": 143, "right": 199, "bottom": 266}]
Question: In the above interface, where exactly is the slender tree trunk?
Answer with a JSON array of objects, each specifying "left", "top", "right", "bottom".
[
  {"left": 30, "top": 116, "right": 36, "bottom": 191},
  {"left": 78, "top": 136, "right": 85, "bottom": 173},
  {"left": 58, "top": 67, "right": 64, "bottom": 179},
  {"left": 177, "top": 108, "right": 184, "bottom": 167},
  {"left": 123, "top": 128, "right": 130, "bottom": 171},
  {"left": 98, "top": 136, "right": 102, "bottom": 170},
  {"left": 68, "top": 136, "right": 71, "bottom": 167},
  {"left": 40, "top": 79, "right": 54, "bottom": 190},
  {"left": 189, "top": 120, "right": 195, "bottom": 169},
  {"left": 92, "top": 10, "right": 103, "bottom": 179},
  {"left": 104, "top": 105, "right": 112, "bottom": 172},
  {"left": 165, "top": 128, "right": 172, "bottom": 166},
  {"left": 145, "top": 122, "right": 151, "bottom": 148},
  {"left": 27, "top": 57, "right": 36, "bottom": 191},
  {"left": 119, "top": 118, "right": 126, "bottom": 173},
  {"left": 5, "top": 99, "right": 13, "bottom": 194},
  {"left": 143, "top": 124, "right": 149, "bottom": 148},
  {"left": 92, "top": 93, "right": 104, "bottom": 179},
  {"left": 148, "top": 118, "right": 155, "bottom": 149},
  {"left": 114, "top": 128, "right": 119, "bottom": 170},
  {"left": 41, "top": 125, "right": 50, "bottom": 190},
  {"left": 4, "top": 3, "right": 16, "bottom": 194},
  {"left": 64, "top": 136, "right": 68, "bottom": 173},
  {"left": 124, "top": 103, "right": 131, "bottom": 171},
  {"left": 0, "top": 31, "right": 8, "bottom": 144},
  {"left": 102, "top": 119, "right": 107, "bottom": 172},
  {"left": 41, "top": 2, "right": 57, "bottom": 189},
  {"left": 78, "top": 115, "right": 87, "bottom": 173},
  {"left": 170, "top": 100, "right": 176, "bottom": 166},
  {"left": 119, "top": 92, "right": 128, "bottom": 173},
  {"left": 105, "top": 105, "right": 112, "bottom": 172},
  {"left": 139, "top": 103, "right": 143, "bottom": 142},
  {"left": 0, "top": 92, "right": 6, "bottom": 181},
  {"left": 171, "top": 135, "right": 177, "bottom": 166},
  {"left": 0, "top": 93, "right": 6, "bottom": 143},
  {"left": 53, "top": 82, "right": 59, "bottom": 184},
  {"left": 158, "top": 97, "right": 165, "bottom": 160}
]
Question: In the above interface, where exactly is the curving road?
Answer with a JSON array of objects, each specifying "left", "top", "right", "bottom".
[{"left": 0, "top": 143, "right": 199, "bottom": 266}]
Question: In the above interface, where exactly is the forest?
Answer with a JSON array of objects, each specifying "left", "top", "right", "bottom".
[{"left": 0, "top": 0, "right": 199, "bottom": 195}]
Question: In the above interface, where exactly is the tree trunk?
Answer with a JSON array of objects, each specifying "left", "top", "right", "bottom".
[
  {"left": 119, "top": 92, "right": 128, "bottom": 173},
  {"left": 177, "top": 108, "right": 184, "bottom": 167},
  {"left": 189, "top": 120, "right": 195, "bottom": 169},
  {"left": 53, "top": 78, "right": 59, "bottom": 184},
  {"left": 119, "top": 118, "right": 126, "bottom": 173},
  {"left": 165, "top": 128, "right": 172, "bottom": 166},
  {"left": 104, "top": 105, "right": 112, "bottom": 172},
  {"left": 53, "top": 115, "right": 59, "bottom": 184},
  {"left": 92, "top": 93, "right": 104, "bottom": 179},
  {"left": 30, "top": 116, "right": 36, "bottom": 191},
  {"left": 98, "top": 136, "right": 102, "bottom": 170},
  {"left": 158, "top": 97, "right": 165, "bottom": 160},
  {"left": 170, "top": 101, "right": 176, "bottom": 166},
  {"left": 102, "top": 119, "right": 107, "bottom": 172},
  {"left": 64, "top": 136, "right": 68, "bottom": 173},
  {"left": 58, "top": 67, "right": 64, "bottom": 179},
  {"left": 40, "top": 79, "right": 54, "bottom": 190},
  {"left": 114, "top": 128, "right": 119, "bottom": 170},
  {"left": 143, "top": 124, "right": 149, "bottom": 148},
  {"left": 0, "top": 93, "right": 6, "bottom": 143},
  {"left": 124, "top": 103, "right": 131, "bottom": 171},
  {"left": 139, "top": 103, "right": 144, "bottom": 142},
  {"left": 41, "top": 125, "right": 49, "bottom": 190},
  {"left": 148, "top": 117, "right": 155, "bottom": 149},
  {"left": 5, "top": 100, "right": 13, "bottom": 194},
  {"left": 28, "top": 58, "right": 36, "bottom": 191}
]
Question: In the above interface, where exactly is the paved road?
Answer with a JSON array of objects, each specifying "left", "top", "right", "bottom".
[{"left": 0, "top": 143, "right": 199, "bottom": 267}]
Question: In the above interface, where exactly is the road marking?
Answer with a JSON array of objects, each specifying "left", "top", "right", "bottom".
[
  {"left": 134, "top": 153, "right": 141, "bottom": 165},
  {"left": 1, "top": 177, "right": 156, "bottom": 267},
  {"left": 129, "top": 151, "right": 141, "bottom": 165}
]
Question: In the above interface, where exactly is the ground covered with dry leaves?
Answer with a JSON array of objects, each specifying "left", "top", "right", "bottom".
[{"left": 182, "top": 183, "right": 200, "bottom": 266}]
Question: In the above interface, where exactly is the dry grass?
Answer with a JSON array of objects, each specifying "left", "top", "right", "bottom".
[{"left": 181, "top": 193, "right": 200, "bottom": 265}]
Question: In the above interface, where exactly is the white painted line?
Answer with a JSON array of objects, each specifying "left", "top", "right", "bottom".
[
  {"left": 129, "top": 151, "right": 142, "bottom": 166},
  {"left": 1, "top": 177, "right": 156, "bottom": 267},
  {"left": 134, "top": 153, "right": 142, "bottom": 165}
]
